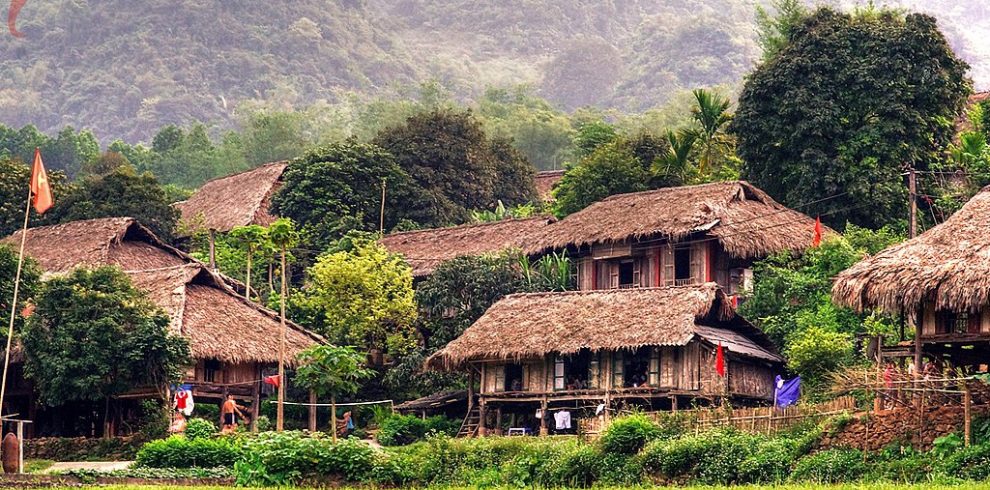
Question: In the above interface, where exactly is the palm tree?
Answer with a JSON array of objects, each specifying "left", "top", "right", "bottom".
[
  {"left": 267, "top": 218, "right": 298, "bottom": 432},
  {"left": 652, "top": 129, "right": 698, "bottom": 186},
  {"left": 229, "top": 224, "right": 270, "bottom": 302},
  {"left": 691, "top": 88, "right": 732, "bottom": 174}
]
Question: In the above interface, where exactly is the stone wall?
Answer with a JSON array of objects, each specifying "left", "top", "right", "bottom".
[
  {"left": 820, "top": 404, "right": 989, "bottom": 451},
  {"left": 24, "top": 436, "right": 145, "bottom": 461}
]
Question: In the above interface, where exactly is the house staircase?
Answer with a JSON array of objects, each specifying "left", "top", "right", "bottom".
[{"left": 458, "top": 400, "right": 481, "bottom": 438}]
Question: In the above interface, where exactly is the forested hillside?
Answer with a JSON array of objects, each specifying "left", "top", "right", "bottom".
[{"left": 2, "top": 0, "right": 987, "bottom": 143}]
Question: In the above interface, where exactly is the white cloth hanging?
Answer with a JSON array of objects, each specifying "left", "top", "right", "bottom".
[{"left": 553, "top": 410, "right": 571, "bottom": 430}]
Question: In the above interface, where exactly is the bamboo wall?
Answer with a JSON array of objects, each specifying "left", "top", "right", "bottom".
[{"left": 648, "top": 396, "right": 857, "bottom": 434}]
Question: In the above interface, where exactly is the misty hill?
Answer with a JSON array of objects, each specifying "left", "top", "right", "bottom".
[{"left": 0, "top": 0, "right": 987, "bottom": 142}]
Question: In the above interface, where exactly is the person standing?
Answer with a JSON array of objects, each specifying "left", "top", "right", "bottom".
[{"left": 221, "top": 395, "right": 246, "bottom": 432}]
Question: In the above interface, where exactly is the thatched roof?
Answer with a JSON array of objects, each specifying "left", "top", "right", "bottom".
[
  {"left": 175, "top": 161, "right": 287, "bottom": 233},
  {"left": 426, "top": 283, "right": 782, "bottom": 370},
  {"left": 394, "top": 390, "right": 468, "bottom": 412},
  {"left": 535, "top": 170, "right": 564, "bottom": 201},
  {"left": 129, "top": 264, "right": 321, "bottom": 365},
  {"left": 538, "top": 181, "right": 829, "bottom": 259},
  {"left": 2, "top": 217, "right": 191, "bottom": 275},
  {"left": 379, "top": 216, "right": 555, "bottom": 277},
  {"left": 833, "top": 186, "right": 990, "bottom": 314}
]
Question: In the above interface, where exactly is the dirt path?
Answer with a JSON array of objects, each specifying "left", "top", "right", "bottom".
[{"left": 42, "top": 461, "right": 133, "bottom": 473}]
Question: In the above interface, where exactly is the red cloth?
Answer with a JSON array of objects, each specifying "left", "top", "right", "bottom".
[
  {"left": 812, "top": 216, "right": 823, "bottom": 247},
  {"left": 30, "top": 148, "right": 53, "bottom": 214},
  {"left": 264, "top": 375, "right": 281, "bottom": 388},
  {"left": 8, "top": 0, "right": 26, "bottom": 38},
  {"left": 175, "top": 391, "right": 188, "bottom": 410},
  {"left": 715, "top": 344, "right": 726, "bottom": 377}
]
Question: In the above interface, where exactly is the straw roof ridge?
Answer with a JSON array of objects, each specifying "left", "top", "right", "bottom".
[
  {"left": 128, "top": 263, "right": 322, "bottom": 365},
  {"left": 379, "top": 216, "right": 556, "bottom": 277},
  {"left": 426, "top": 283, "right": 781, "bottom": 370},
  {"left": 832, "top": 185, "right": 990, "bottom": 314},
  {"left": 537, "top": 180, "right": 827, "bottom": 258},
  {"left": 175, "top": 161, "right": 288, "bottom": 234}
]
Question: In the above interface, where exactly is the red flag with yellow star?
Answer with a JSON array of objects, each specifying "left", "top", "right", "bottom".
[{"left": 30, "top": 148, "right": 53, "bottom": 214}]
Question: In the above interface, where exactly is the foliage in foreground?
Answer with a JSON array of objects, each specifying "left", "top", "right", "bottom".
[{"left": 128, "top": 412, "right": 990, "bottom": 487}]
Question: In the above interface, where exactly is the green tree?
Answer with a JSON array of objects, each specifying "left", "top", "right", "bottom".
[
  {"left": 270, "top": 141, "right": 412, "bottom": 250},
  {"left": 22, "top": 267, "right": 189, "bottom": 410},
  {"left": 0, "top": 158, "right": 71, "bottom": 237},
  {"left": 48, "top": 165, "right": 180, "bottom": 241},
  {"left": 291, "top": 237, "right": 417, "bottom": 355},
  {"left": 690, "top": 88, "right": 733, "bottom": 175},
  {"left": 733, "top": 8, "right": 971, "bottom": 229},
  {"left": 0, "top": 245, "right": 41, "bottom": 338},
  {"left": 573, "top": 120, "right": 618, "bottom": 157},
  {"left": 755, "top": 0, "right": 809, "bottom": 61},
  {"left": 373, "top": 109, "right": 537, "bottom": 227},
  {"left": 269, "top": 217, "right": 299, "bottom": 433},
  {"left": 228, "top": 225, "right": 271, "bottom": 303},
  {"left": 294, "top": 345, "right": 374, "bottom": 441},
  {"left": 552, "top": 141, "right": 650, "bottom": 217}
]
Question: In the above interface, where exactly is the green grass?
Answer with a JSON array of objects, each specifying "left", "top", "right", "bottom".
[
  {"left": 22, "top": 458, "right": 55, "bottom": 474},
  {"left": 48, "top": 485, "right": 990, "bottom": 490}
]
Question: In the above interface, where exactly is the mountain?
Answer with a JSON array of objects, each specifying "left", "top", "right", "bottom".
[{"left": 0, "top": 0, "right": 987, "bottom": 142}]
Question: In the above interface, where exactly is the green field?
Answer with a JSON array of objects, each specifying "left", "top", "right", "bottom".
[{"left": 68, "top": 485, "right": 990, "bottom": 490}]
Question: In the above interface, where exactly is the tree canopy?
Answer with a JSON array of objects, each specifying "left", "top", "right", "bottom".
[
  {"left": 22, "top": 267, "right": 190, "bottom": 407},
  {"left": 0, "top": 158, "right": 70, "bottom": 237},
  {"left": 733, "top": 8, "right": 971, "bottom": 229},
  {"left": 48, "top": 165, "right": 180, "bottom": 241}
]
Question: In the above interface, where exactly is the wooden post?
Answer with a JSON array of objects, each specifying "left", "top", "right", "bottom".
[
  {"left": 308, "top": 390, "right": 317, "bottom": 432},
  {"left": 208, "top": 229, "right": 217, "bottom": 270},
  {"left": 539, "top": 398, "right": 548, "bottom": 436},
  {"left": 495, "top": 407, "right": 503, "bottom": 436},
  {"left": 467, "top": 368, "right": 475, "bottom": 412},
  {"left": 478, "top": 399, "right": 487, "bottom": 437},
  {"left": 380, "top": 179, "right": 386, "bottom": 233},
  {"left": 250, "top": 371, "right": 261, "bottom": 433},
  {"left": 331, "top": 394, "right": 338, "bottom": 443},
  {"left": 964, "top": 386, "right": 972, "bottom": 447},
  {"left": 277, "top": 244, "right": 287, "bottom": 432}
]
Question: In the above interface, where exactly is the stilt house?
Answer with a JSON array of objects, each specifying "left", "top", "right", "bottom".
[
  {"left": 2, "top": 217, "right": 321, "bottom": 436},
  {"left": 833, "top": 186, "right": 990, "bottom": 371},
  {"left": 426, "top": 284, "right": 783, "bottom": 436}
]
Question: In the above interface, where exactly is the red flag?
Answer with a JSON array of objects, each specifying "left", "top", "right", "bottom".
[
  {"left": 812, "top": 216, "right": 823, "bottom": 247},
  {"left": 30, "top": 148, "right": 53, "bottom": 214},
  {"left": 263, "top": 375, "right": 281, "bottom": 388},
  {"left": 8, "top": 0, "right": 26, "bottom": 38},
  {"left": 715, "top": 344, "right": 726, "bottom": 377}
]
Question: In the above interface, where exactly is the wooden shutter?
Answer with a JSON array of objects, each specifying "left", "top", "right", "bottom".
[
  {"left": 632, "top": 260, "right": 642, "bottom": 287},
  {"left": 648, "top": 348, "right": 660, "bottom": 386},
  {"left": 495, "top": 365, "right": 506, "bottom": 392},
  {"left": 588, "top": 354, "right": 600, "bottom": 389},
  {"left": 609, "top": 262, "right": 619, "bottom": 289},
  {"left": 662, "top": 246, "right": 675, "bottom": 286},
  {"left": 554, "top": 356, "right": 565, "bottom": 391},
  {"left": 690, "top": 244, "right": 704, "bottom": 284},
  {"left": 612, "top": 351, "right": 625, "bottom": 388},
  {"left": 522, "top": 364, "right": 531, "bottom": 391}
]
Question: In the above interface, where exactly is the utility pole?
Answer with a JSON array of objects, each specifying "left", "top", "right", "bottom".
[
  {"left": 908, "top": 168, "right": 917, "bottom": 239},
  {"left": 380, "top": 179, "right": 386, "bottom": 234}
]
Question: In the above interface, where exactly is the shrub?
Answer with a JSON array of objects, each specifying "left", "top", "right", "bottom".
[
  {"left": 233, "top": 431, "right": 380, "bottom": 486},
  {"left": 791, "top": 448, "right": 866, "bottom": 483},
  {"left": 738, "top": 438, "right": 797, "bottom": 484},
  {"left": 554, "top": 444, "right": 600, "bottom": 487},
  {"left": 136, "top": 435, "right": 241, "bottom": 468},
  {"left": 377, "top": 414, "right": 458, "bottom": 446},
  {"left": 139, "top": 399, "right": 169, "bottom": 441},
  {"left": 641, "top": 428, "right": 761, "bottom": 485},
  {"left": 601, "top": 413, "right": 662, "bottom": 454},
  {"left": 185, "top": 418, "right": 217, "bottom": 440},
  {"left": 867, "top": 448, "right": 930, "bottom": 484},
  {"left": 939, "top": 442, "right": 990, "bottom": 480}
]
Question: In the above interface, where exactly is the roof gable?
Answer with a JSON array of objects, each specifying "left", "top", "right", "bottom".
[{"left": 175, "top": 161, "right": 287, "bottom": 233}]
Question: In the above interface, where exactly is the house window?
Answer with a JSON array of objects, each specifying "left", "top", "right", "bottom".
[
  {"left": 622, "top": 348, "right": 651, "bottom": 388},
  {"left": 674, "top": 247, "right": 692, "bottom": 285},
  {"left": 618, "top": 261, "right": 635, "bottom": 288},
  {"left": 648, "top": 348, "right": 661, "bottom": 386},
  {"left": 554, "top": 357, "right": 565, "bottom": 390},
  {"left": 204, "top": 359, "right": 222, "bottom": 383},
  {"left": 936, "top": 311, "right": 978, "bottom": 335},
  {"left": 504, "top": 364, "right": 523, "bottom": 392}
]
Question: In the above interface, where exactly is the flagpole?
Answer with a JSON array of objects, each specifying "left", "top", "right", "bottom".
[{"left": 0, "top": 186, "right": 33, "bottom": 423}]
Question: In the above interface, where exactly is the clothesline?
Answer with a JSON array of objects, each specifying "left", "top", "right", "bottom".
[{"left": 266, "top": 399, "right": 394, "bottom": 408}]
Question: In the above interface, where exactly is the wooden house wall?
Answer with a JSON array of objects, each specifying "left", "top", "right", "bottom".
[
  {"left": 727, "top": 361, "right": 774, "bottom": 399},
  {"left": 578, "top": 241, "right": 719, "bottom": 291},
  {"left": 920, "top": 303, "right": 990, "bottom": 337},
  {"left": 475, "top": 340, "right": 775, "bottom": 399}
]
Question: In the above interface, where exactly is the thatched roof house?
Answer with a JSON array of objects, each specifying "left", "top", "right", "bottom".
[
  {"left": 130, "top": 264, "right": 320, "bottom": 366},
  {"left": 2, "top": 217, "right": 320, "bottom": 366},
  {"left": 427, "top": 283, "right": 781, "bottom": 369},
  {"left": 833, "top": 186, "right": 990, "bottom": 315},
  {"left": 380, "top": 216, "right": 555, "bottom": 277},
  {"left": 535, "top": 170, "right": 564, "bottom": 201},
  {"left": 3, "top": 217, "right": 191, "bottom": 275},
  {"left": 175, "top": 161, "right": 287, "bottom": 233},
  {"left": 539, "top": 180, "right": 827, "bottom": 259}
]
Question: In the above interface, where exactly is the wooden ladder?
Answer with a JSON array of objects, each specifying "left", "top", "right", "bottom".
[{"left": 458, "top": 402, "right": 481, "bottom": 438}]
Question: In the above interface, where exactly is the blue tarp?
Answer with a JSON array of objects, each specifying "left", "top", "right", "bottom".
[{"left": 774, "top": 375, "right": 800, "bottom": 408}]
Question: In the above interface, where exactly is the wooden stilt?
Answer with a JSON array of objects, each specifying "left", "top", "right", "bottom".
[
  {"left": 539, "top": 398, "right": 548, "bottom": 436},
  {"left": 308, "top": 390, "right": 317, "bottom": 432},
  {"left": 495, "top": 407, "right": 503, "bottom": 436},
  {"left": 478, "top": 400, "right": 488, "bottom": 437},
  {"left": 964, "top": 386, "right": 972, "bottom": 447}
]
